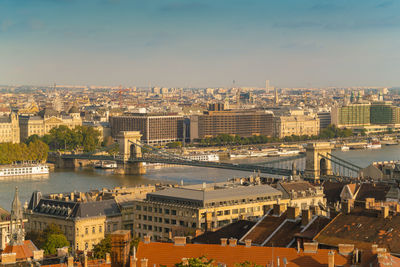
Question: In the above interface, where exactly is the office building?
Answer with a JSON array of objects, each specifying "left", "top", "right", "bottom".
[
  {"left": 110, "top": 113, "right": 185, "bottom": 144},
  {"left": 317, "top": 112, "right": 332, "bottom": 130}
]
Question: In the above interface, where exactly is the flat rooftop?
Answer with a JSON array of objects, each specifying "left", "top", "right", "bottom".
[{"left": 146, "top": 183, "right": 281, "bottom": 207}]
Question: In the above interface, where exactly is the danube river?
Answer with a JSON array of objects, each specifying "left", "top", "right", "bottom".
[{"left": 0, "top": 145, "right": 399, "bottom": 209}]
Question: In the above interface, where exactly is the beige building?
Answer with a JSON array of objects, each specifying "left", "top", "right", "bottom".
[
  {"left": 274, "top": 110, "right": 320, "bottom": 138},
  {"left": 19, "top": 107, "right": 82, "bottom": 142},
  {"left": 25, "top": 191, "right": 121, "bottom": 251},
  {"left": 0, "top": 113, "right": 20, "bottom": 143},
  {"left": 120, "top": 182, "right": 283, "bottom": 241}
]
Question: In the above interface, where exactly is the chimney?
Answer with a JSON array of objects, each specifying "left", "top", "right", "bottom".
[
  {"left": 328, "top": 250, "right": 335, "bottom": 267},
  {"left": 302, "top": 209, "right": 311, "bottom": 227},
  {"left": 303, "top": 242, "right": 318, "bottom": 253},
  {"left": 140, "top": 259, "right": 148, "bottom": 267},
  {"left": 220, "top": 238, "right": 228, "bottom": 246},
  {"left": 341, "top": 200, "right": 352, "bottom": 214},
  {"left": 274, "top": 203, "right": 287, "bottom": 216},
  {"left": 365, "top": 198, "right": 375, "bottom": 209},
  {"left": 174, "top": 236, "right": 187, "bottom": 246},
  {"left": 67, "top": 256, "right": 74, "bottom": 267},
  {"left": 381, "top": 206, "right": 389, "bottom": 218},
  {"left": 338, "top": 244, "right": 354, "bottom": 255},
  {"left": 0, "top": 253, "right": 16, "bottom": 265},
  {"left": 287, "top": 206, "right": 300, "bottom": 220},
  {"left": 143, "top": 235, "right": 151, "bottom": 244},
  {"left": 229, "top": 238, "right": 237, "bottom": 247},
  {"left": 245, "top": 239, "right": 252, "bottom": 248},
  {"left": 371, "top": 244, "right": 378, "bottom": 254},
  {"left": 130, "top": 255, "right": 137, "bottom": 267},
  {"left": 83, "top": 254, "right": 88, "bottom": 267}
]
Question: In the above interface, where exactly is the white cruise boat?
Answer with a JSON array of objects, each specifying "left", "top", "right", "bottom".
[
  {"left": 94, "top": 160, "right": 118, "bottom": 169},
  {"left": 185, "top": 154, "right": 219, "bottom": 162},
  {"left": 0, "top": 164, "right": 49, "bottom": 178},
  {"left": 341, "top": 146, "right": 350, "bottom": 151}
]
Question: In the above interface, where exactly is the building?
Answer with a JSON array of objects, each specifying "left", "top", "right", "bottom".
[
  {"left": 190, "top": 109, "right": 274, "bottom": 140},
  {"left": 110, "top": 113, "right": 185, "bottom": 144},
  {"left": 18, "top": 107, "right": 82, "bottom": 142},
  {"left": 317, "top": 111, "right": 331, "bottom": 130},
  {"left": 121, "top": 182, "right": 282, "bottom": 241},
  {"left": 274, "top": 110, "right": 320, "bottom": 138},
  {"left": 0, "top": 112, "right": 20, "bottom": 143},
  {"left": 135, "top": 237, "right": 392, "bottom": 267},
  {"left": 25, "top": 190, "right": 122, "bottom": 251},
  {"left": 331, "top": 102, "right": 400, "bottom": 133}
]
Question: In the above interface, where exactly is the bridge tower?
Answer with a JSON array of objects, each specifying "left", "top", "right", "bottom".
[
  {"left": 116, "top": 131, "right": 145, "bottom": 175},
  {"left": 305, "top": 142, "right": 333, "bottom": 180}
]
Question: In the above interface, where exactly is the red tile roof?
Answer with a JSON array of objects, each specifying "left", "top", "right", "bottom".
[
  {"left": 2, "top": 240, "right": 37, "bottom": 260},
  {"left": 136, "top": 242, "right": 352, "bottom": 267}
]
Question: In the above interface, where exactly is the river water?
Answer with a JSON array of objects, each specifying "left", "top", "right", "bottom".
[{"left": 0, "top": 145, "right": 399, "bottom": 210}]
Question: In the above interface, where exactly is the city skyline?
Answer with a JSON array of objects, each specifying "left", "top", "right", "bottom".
[{"left": 1, "top": 0, "right": 400, "bottom": 88}]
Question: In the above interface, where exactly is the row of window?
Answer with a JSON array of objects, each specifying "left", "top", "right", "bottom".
[
  {"left": 201, "top": 206, "right": 261, "bottom": 218},
  {"left": 136, "top": 205, "right": 177, "bottom": 215}
]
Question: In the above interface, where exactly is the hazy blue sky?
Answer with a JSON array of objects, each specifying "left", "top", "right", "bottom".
[{"left": 1, "top": 0, "right": 399, "bottom": 88}]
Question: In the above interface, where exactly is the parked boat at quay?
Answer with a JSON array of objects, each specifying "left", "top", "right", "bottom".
[
  {"left": 0, "top": 164, "right": 49, "bottom": 178},
  {"left": 94, "top": 161, "right": 118, "bottom": 169}
]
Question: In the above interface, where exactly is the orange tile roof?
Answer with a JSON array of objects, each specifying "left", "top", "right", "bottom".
[
  {"left": 136, "top": 242, "right": 352, "bottom": 267},
  {"left": 2, "top": 240, "right": 37, "bottom": 260}
]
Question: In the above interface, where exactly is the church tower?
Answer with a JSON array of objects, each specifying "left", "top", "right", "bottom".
[{"left": 9, "top": 187, "right": 25, "bottom": 246}]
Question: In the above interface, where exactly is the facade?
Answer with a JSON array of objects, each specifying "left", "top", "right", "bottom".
[
  {"left": 331, "top": 102, "right": 400, "bottom": 131},
  {"left": 317, "top": 112, "right": 331, "bottom": 130},
  {"left": 110, "top": 113, "right": 185, "bottom": 144},
  {"left": 19, "top": 108, "right": 82, "bottom": 141},
  {"left": 191, "top": 110, "right": 274, "bottom": 140},
  {"left": 25, "top": 191, "right": 122, "bottom": 251},
  {"left": 0, "top": 113, "right": 20, "bottom": 143},
  {"left": 120, "top": 182, "right": 282, "bottom": 241},
  {"left": 274, "top": 113, "right": 320, "bottom": 138}
]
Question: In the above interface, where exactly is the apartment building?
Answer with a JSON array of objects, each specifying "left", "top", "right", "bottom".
[
  {"left": 190, "top": 109, "right": 274, "bottom": 140},
  {"left": 0, "top": 112, "right": 20, "bottom": 143},
  {"left": 274, "top": 111, "right": 320, "bottom": 138},
  {"left": 25, "top": 191, "right": 121, "bottom": 251}
]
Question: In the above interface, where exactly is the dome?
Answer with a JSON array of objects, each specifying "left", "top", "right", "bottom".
[{"left": 68, "top": 106, "right": 79, "bottom": 114}]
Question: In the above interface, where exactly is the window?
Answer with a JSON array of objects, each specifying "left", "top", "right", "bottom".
[
  {"left": 85, "top": 228, "right": 88, "bottom": 235},
  {"left": 171, "top": 219, "right": 176, "bottom": 225},
  {"left": 143, "top": 215, "right": 147, "bottom": 220},
  {"left": 113, "top": 224, "right": 117, "bottom": 231},
  {"left": 85, "top": 243, "right": 88, "bottom": 250},
  {"left": 224, "top": 210, "right": 230, "bottom": 215},
  {"left": 179, "top": 220, "right": 184, "bottom": 226},
  {"left": 148, "top": 207, "right": 152, "bottom": 212},
  {"left": 172, "top": 210, "right": 177, "bottom": 215},
  {"left": 164, "top": 219, "right": 170, "bottom": 224},
  {"left": 232, "top": 209, "right": 239, "bottom": 214},
  {"left": 99, "top": 226, "right": 102, "bottom": 233},
  {"left": 217, "top": 211, "right": 223, "bottom": 216},
  {"left": 240, "top": 208, "right": 246, "bottom": 213},
  {"left": 136, "top": 205, "right": 141, "bottom": 211},
  {"left": 165, "top": 209, "right": 170, "bottom": 215},
  {"left": 158, "top": 208, "right": 163, "bottom": 214},
  {"left": 92, "top": 227, "right": 95, "bottom": 234},
  {"left": 148, "top": 216, "right": 152, "bottom": 221},
  {"left": 143, "top": 206, "right": 147, "bottom": 212}
]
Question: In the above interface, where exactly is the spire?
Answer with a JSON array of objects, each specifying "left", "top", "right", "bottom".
[
  {"left": 10, "top": 187, "right": 25, "bottom": 245},
  {"left": 11, "top": 187, "right": 22, "bottom": 221}
]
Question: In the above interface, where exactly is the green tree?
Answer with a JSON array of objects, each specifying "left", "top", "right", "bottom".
[
  {"left": 93, "top": 235, "right": 111, "bottom": 259},
  {"left": 42, "top": 234, "right": 69, "bottom": 255},
  {"left": 175, "top": 256, "right": 214, "bottom": 267},
  {"left": 166, "top": 141, "right": 182, "bottom": 148},
  {"left": 235, "top": 261, "right": 263, "bottom": 267}
]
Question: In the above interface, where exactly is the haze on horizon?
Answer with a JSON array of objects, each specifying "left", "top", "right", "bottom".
[{"left": 1, "top": 0, "right": 400, "bottom": 88}]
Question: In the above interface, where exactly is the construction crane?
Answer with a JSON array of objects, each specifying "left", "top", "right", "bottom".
[{"left": 116, "top": 85, "right": 129, "bottom": 108}]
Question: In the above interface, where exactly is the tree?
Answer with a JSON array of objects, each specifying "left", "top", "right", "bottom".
[
  {"left": 235, "top": 261, "right": 263, "bottom": 267},
  {"left": 175, "top": 256, "right": 214, "bottom": 267},
  {"left": 26, "top": 223, "right": 65, "bottom": 249},
  {"left": 93, "top": 235, "right": 111, "bottom": 259},
  {"left": 42, "top": 234, "right": 69, "bottom": 255}
]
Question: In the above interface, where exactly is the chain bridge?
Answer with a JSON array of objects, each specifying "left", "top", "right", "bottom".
[{"left": 56, "top": 131, "right": 362, "bottom": 180}]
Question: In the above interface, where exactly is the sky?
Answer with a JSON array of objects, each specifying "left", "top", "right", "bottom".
[{"left": 1, "top": 0, "right": 400, "bottom": 88}]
